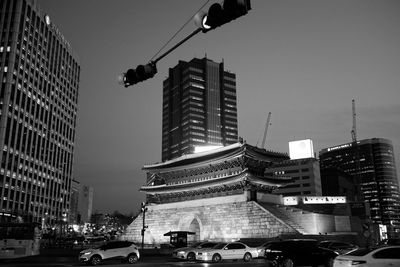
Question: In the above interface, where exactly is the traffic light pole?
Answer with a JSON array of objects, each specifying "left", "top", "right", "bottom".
[{"left": 153, "top": 28, "right": 202, "bottom": 64}]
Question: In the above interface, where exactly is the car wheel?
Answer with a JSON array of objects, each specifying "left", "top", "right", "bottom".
[
  {"left": 187, "top": 252, "right": 195, "bottom": 261},
  {"left": 243, "top": 252, "right": 252, "bottom": 262},
  {"left": 212, "top": 253, "right": 222, "bottom": 263},
  {"left": 281, "top": 258, "right": 294, "bottom": 267},
  {"left": 90, "top": 255, "right": 101, "bottom": 266},
  {"left": 325, "top": 258, "right": 334, "bottom": 267},
  {"left": 127, "top": 253, "right": 138, "bottom": 264}
]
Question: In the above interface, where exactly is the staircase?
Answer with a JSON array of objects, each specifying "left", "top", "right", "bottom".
[{"left": 258, "top": 203, "right": 309, "bottom": 234}]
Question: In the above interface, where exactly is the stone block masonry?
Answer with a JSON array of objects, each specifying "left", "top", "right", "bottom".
[{"left": 122, "top": 195, "right": 299, "bottom": 246}]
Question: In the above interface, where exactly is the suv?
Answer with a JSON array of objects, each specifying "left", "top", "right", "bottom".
[
  {"left": 79, "top": 241, "right": 140, "bottom": 265},
  {"left": 264, "top": 239, "right": 338, "bottom": 267}
]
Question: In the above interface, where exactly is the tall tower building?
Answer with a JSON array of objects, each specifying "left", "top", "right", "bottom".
[
  {"left": 0, "top": 0, "right": 80, "bottom": 224},
  {"left": 319, "top": 138, "right": 400, "bottom": 236},
  {"left": 161, "top": 57, "right": 238, "bottom": 161}
]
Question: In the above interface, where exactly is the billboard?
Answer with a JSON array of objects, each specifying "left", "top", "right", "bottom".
[{"left": 289, "top": 139, "right": 314, "bottom": 160}]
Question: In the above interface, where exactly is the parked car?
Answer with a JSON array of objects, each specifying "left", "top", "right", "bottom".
[
  {"left": 255, "top": 241, "right": 276, "bottom": 258},
  {"left": 318, "top": 240, "right": 359, "bottom": 255},
  {"left": 333, "top": 246, "right": 400, "bottom": 267},
  {"left": 264, "top": 239, "right": 338, "bottom": 267},
  {"left": 78, "top": 240, "right": 140, "bottom": 265},
  {"left": 195, "top": 241, "right": 258, "bottom": 263},
  {"left": 172, "top": 241, "right": 218, "bottom": 261}
]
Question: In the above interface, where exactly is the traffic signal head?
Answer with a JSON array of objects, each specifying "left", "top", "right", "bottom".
[
  {"left": 194, "top": 0, "right": 251, "bottom": 32},
  {"left": 121, "top": 62, "right": 157, "bottom": 87}
]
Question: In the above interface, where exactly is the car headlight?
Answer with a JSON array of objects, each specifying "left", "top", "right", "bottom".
[
  {"left": 83, "top": 252, "right": 92, "bottom": 255},
  {"left": 177, "top": 251, "right": 185, "bottom": 255}
]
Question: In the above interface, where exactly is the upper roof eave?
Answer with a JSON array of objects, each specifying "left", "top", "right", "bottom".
[{"left": 143, "top": 143, "right": 288, "bottom": 171}]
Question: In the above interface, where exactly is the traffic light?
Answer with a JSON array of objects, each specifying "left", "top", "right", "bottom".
[
  {"left": 194, "top": 0, "right": 251, "bottom": 32},
  {"left": 121, "top": 62, "right": 157, "bottom": 87}
]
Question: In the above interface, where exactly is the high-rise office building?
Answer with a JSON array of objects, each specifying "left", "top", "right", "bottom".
[
  {"left": 0, "top": 0, "right": 80, "bottom": 224},
  {"left": 266, "top": 157, "right": 322, "bottom": 197},
  {"left": 319, "top": 138, "right": 400, "bottom": 235},
  {"left": 70, "top": 180, "right": 93, "bottom": 224},
  {"left": 161, "top": 57, "right": 238, "bottom": 161}
]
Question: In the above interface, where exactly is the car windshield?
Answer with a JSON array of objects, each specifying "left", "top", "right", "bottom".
[
  {"left": 346, "top": 248, "right": 373, "bottom": 256},
  {"left": 213, "top": 243, "right": 228, "bottom": 249}
]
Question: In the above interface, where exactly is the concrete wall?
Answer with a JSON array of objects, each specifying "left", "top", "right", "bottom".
[
  {"left": 122, "top": 196, "right": 298, "bottom": 246},
  {"left": 257, "top": 192, "right": 283, "bottom": 204}
]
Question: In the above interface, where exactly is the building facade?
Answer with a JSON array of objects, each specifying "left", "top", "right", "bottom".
[
  {"left": 161, "top": 57, "right": 238, "bottom": 161},
  {"left": 265, "top": 158, "right": 322, "bottom": 197},
  {"left": 319, "top": 138, "right": 400, "bottom": 236},
  {"left": 320, "top": 167, "right": 356, "bottom": 202},
  {"left": 0, "top": 0, "right": 80, "bottom": 224},
  {"left": 70, "top": 180, "right": 93, "bottom": 224}
]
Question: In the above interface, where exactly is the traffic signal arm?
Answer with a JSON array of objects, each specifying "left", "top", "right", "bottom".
[{"left": 120, "top": 0, "right": 251, "bottom": 88}]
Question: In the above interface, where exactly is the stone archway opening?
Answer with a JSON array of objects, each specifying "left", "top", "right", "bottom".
[{"left": 188, "top": 219, "right": 200, "bottom": 243}]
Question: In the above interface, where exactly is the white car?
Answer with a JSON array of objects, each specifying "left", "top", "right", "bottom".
[
  {"left": 196, "top": 241, "right": 258, "bottom": 263},
  {"left": 79, "top": 240, "right": 140, "bottom": 265},
  {"left": 333, "top": 245, "right": 400, "bottom": 267},
  {"left": 172, "top": 241, "right": 218, "bottom": 261}
]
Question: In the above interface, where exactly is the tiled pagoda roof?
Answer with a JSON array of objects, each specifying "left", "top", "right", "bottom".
[
  {"left": 143, "top": 142, "right": 289, "bottom": 172},
  {"left": 140, "top": 168, "right": 292, "bottom": 194}
]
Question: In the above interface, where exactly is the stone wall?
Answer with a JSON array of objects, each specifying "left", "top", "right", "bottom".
[{"left": 122, "top": 196, "right": 298, "bottom": 246}]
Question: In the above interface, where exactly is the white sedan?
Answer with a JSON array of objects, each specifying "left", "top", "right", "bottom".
[
  {"left": 196, "top": 242, "right": 258, "bottom": 263},
  {"left": 333, "top": 245, "right": 400, "bottom": 267}
]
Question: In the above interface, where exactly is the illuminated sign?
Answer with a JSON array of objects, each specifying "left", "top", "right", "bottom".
[
  {"left": 327, "top": 143, "right": 353, "bottom": 152},
  {"left": 289, "top": 139, "right": 314, "bottom": 160},
  {"left": 194, "top": 145, "right": 223, "bottom": 154},
  {"left": 283, "top": 196, "right": 347, "bottom": 205},
  {"left": 302, "top": 196, "right": 346, "bottom": 204},
  {"left": 283, "top": 197, "right": 299, "bottom": 206}
]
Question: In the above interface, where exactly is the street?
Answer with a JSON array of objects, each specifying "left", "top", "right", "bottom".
[{"left": 0, "top": 249, "right": 272, "bottom": 267}]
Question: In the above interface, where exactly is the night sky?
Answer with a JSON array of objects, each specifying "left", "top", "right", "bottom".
[{"left": 36, "top": 0, "right": 400, "bottom": 214}]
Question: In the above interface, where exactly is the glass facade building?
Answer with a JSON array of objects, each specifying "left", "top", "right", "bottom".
[
  {"left": 0, "top": 0, "right": 80, "bottom": 224},
  {"left": 319, "top": 138, "right": 400, "bottom": 235},
  {"left": 161, "top": 57, "right": 238, "bottom": 161}
]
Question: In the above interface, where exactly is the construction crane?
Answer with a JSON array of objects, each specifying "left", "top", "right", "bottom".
[
  {"left": 351, "top": 99, "right": 357, "bottom": 142},
  {"left": 261, "top": 112, "right": 272, "bottom": 149},
  {"left": 351, "top": 99, "right": 362, "bottom": 202}
]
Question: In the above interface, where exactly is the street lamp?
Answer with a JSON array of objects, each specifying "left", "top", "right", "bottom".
[{"left": 141, "top": 202, "right": 148, "bottom": 250}]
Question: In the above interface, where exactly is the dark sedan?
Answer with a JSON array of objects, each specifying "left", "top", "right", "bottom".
[{"left": 264, "top": 239, "right": 338, "bottom": 267}]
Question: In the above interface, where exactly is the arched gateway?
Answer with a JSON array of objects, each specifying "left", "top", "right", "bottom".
[{"left": 188, "top": 218, "right": 200, "bottom": 242}]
